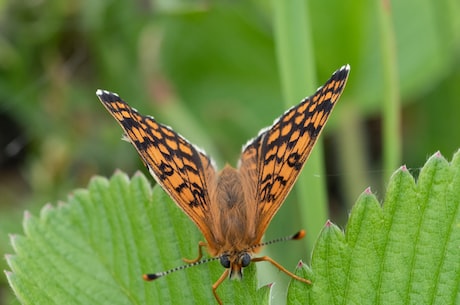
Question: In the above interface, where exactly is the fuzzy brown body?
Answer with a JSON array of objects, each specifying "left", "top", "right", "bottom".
[{"left": 208, "top": 165, "right": 259, "bottom": 256}]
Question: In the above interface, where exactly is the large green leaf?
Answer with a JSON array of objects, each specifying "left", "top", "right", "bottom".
[{"left": 6, "top": 150, "right": 460, "bottom": 304}]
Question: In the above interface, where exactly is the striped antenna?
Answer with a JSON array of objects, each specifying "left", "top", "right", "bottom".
[
  {"left": 143, "top": 256, "right": 221, "bottom": 281},
  {"left": 246, "top": 230, "right": 305, "bottom": 253}
]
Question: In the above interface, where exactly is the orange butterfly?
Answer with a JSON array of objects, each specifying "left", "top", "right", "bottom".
[{"left": 97, "top": 65, "right": 349, "bottom": 304}]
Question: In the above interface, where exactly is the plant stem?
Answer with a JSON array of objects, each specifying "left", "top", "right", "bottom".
[
  {"left": 378, "top": 0, "right": 401, "bottom": 180},
  {"left": 272, "top": 0, "right": 327, "bottom": 252}
]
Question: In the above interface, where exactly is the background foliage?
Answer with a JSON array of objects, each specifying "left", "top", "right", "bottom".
[{"left": 0, "top": 0, "right": 459, "bottom": 304}]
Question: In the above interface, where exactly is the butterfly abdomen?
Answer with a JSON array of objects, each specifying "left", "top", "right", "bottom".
[{"left": 207, "top": 166, "right": 258, "bottom": 253}]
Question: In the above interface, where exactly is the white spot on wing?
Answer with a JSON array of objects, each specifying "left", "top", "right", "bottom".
[{"left": 96, "top": 89, "right": 120, "bottom": 97}]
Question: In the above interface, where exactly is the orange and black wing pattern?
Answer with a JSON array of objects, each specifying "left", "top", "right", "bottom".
[
  {"left": 96, "top": 90, "right": 216, "bottom": 239},
  {"left": 238, "top": 65, "right": 350, "bottom": 239}
]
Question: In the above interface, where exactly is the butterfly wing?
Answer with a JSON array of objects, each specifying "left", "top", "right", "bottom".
[
  {"left": 239, "top": 65, "right": 350, "bottom": 240},
  {"left": 96, "top": 90, "right": 216, "bottom": 240}
]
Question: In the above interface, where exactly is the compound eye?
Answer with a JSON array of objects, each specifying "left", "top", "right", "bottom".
[
  {"left": 220, "top": 254, "right": 231, "bottom": 268},
  {"left": 240, "top": 253, "right": 251, "bottom": 267}
]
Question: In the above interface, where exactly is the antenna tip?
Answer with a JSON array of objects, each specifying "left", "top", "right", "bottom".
[
  {"left": 293, "top": 230, "right": 306, "bottom": 240},
  {"left": 143, "top": 273, "right": 160, "bottom": 281}
]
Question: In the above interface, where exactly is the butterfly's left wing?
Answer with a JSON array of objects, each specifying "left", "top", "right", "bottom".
[
  {"left": 96, "top": 90, "right": 217, "bottom": 241},
  {"left": 238, "top": 65, "right": 350, "bottom": 240}
]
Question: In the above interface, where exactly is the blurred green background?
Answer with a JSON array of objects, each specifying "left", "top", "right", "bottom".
[{"left": 0, "top": 0, "right": 459, "bottom": 303}]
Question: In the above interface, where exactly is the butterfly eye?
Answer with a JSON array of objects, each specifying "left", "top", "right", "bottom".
[
  {"left": 240, "top": 253, "right": 251, "bottom": 268},
  {"left": 220, "top": 254, "right": 231, "bottom": 269}
]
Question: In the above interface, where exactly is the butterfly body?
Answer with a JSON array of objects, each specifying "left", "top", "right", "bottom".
[
  {"left": 210, "top": 166, "right": 258, "bottom": 254},
  {"left": 97, "top": 64, "right": 350, "bottom": 304}
]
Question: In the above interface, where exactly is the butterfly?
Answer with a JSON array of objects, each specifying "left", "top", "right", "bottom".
[{"left": 97, "top": 64, "right": 350, "bottom": 304}]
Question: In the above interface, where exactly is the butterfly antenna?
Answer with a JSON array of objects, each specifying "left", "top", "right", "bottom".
[
  {"left": 143, "top": 256, "right": 221, "bottom": 281},
  {"left": 246, "top": 229, "right": 306, "bottom": 252}
]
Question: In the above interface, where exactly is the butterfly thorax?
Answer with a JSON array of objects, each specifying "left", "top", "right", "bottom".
[{"left": 206, "top": 165, "right": 259, "bottom": 257}]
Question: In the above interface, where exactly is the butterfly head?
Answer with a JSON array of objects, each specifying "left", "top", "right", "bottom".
[{"left": 220, "top": 251, "right": 252, "bottom": 280}]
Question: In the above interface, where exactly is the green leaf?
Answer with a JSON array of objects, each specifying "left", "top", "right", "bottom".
[
  {"left": 7, "top": 150, "right": 460, "bottom": 304},
  {"left": 6, "top": 172, "right": 267, "bottom": 305},
  {"left": 287, "top": 150, "right": 460, "bottom": 304}
]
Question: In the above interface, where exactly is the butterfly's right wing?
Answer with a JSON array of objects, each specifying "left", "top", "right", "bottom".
[
  {"left": 238, "top": 65, "right": 350, "bottom": 240},
  {"left": 96, "top": 90, "right": 216, "bottom": 240}
]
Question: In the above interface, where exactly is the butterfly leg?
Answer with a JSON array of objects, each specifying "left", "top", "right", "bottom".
[
  {"left": 212, "top": 269, "right": 229, "bottom": 305},
  {"left": 251, "top": 256, "right": 312, "bottom": 285},
  {"left": 182, "top": 241, "right": 208, "bottom": 263}
]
